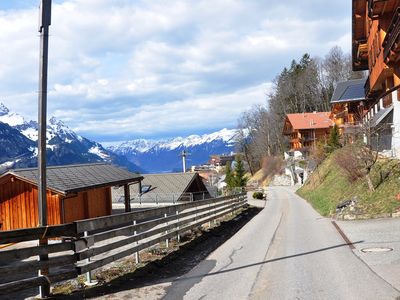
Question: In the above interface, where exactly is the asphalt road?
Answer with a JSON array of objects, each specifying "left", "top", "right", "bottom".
[{"left": 163, "top": 186, "right": 400, "bottom": 300}]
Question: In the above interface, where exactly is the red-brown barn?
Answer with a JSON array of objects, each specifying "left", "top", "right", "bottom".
[{"left": 0, "top": 163, "right": 142, "bottom": 231}]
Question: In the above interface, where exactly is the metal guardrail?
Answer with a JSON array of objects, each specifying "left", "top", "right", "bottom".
[{"left": 0, "top": 193, "right": 247, "bottom": 296}]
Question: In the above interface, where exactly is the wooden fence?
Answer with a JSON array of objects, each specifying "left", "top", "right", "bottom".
[{"left": 0, "top": 193, "right": 247, "bottom": 296}]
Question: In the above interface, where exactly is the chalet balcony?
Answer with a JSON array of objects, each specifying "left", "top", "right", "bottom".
[
  {"left": 300, "top": 136, "right": 315, "bottom": 143},
  {"left": 368, "top": 0, "right": 390, "bottom": 19},
  {"left": 383, "top": 7, "right": 400, "bottom": 64},
  {"left": 363, "top": 86, "right": 398, "bottom": 127}
]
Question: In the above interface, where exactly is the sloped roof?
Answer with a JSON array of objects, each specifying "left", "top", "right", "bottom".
[
  {"left": 286, "top": 112, "right": 333, "bottom": 130},
  {"left": 129, "top": 172, "right": 208, "bottom": 202},
  {"left": 141, "top": 173, "right": 197, "bottom": 194},
  {"left": 331, "top": 78, "right": 367, "bottom": 103},
  {"left": 2, "top": 163, "right": 142, "bottom": 195}
]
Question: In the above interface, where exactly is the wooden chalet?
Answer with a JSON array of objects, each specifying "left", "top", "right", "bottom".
[
  {"left": 283, "top": 112, "right": 333, "bottom": 152},
  {"left": 0, "top": 163, "right": 142, "bottom": 231},
  {"left": 331, "top": 78, "right": 367, "bottom": 137},
  {"left": 352, "top": 0, "right": 400, "bottom": 155}
]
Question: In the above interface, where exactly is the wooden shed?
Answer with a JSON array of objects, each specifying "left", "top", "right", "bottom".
[{"left": 0, "top": 163, "right": 142, "bottom": 231}]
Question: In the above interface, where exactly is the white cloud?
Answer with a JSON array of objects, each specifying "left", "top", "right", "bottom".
[{"left": 0, "top": 0, "right": 351, "bottom": 140}]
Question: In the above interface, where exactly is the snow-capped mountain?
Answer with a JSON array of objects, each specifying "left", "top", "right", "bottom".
[
  {"left": 107, "top": 128, "right": 238, "bottom": 173},
  {"left": 0, "top": 103, "right": 142, "bottom": 173}
]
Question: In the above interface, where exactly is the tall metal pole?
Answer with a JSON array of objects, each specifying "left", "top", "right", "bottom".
[
  {"left": 38, "top": 0, "right": 51, "bottom": 227},
  {"left": 180, "top": 150, "right": 187, "bottom": 173},
  {"left": 38, "top": 1, "right": 51, "bottom": 298}
]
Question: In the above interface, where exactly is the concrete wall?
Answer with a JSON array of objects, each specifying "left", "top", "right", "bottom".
[{"left": 392, "top": 90, "right": 400, "bottom": 158}]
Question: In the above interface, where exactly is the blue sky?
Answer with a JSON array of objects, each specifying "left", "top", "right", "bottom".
[{"left": 0, "top": 0, "right": 351, "bottom": 142}]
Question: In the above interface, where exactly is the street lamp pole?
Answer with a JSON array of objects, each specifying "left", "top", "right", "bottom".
[{"left": 38, "top": 0, "right": 51, "bottom": 298}]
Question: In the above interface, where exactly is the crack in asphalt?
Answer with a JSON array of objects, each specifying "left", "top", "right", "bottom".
[{"left": 218, "top": 246, "right": 244, "bottom": 272}]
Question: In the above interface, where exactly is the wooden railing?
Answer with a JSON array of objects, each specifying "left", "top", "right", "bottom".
[
  {"left": 0, "top": 193, "right": 247, "bottom": 296},
  {"left": 368, "top": 0, "right": 389, "bottom": 19},
  {"left": 383, "top": 7, "right": 400, "bottom": 63}
]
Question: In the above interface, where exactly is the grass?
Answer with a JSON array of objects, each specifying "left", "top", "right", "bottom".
[{"left": 297, "top": 146, "right": 400, "bottom": 218}]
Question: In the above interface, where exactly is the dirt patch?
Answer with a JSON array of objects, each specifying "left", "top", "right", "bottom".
[{"left": 49, "top": 206, "right": 262, "bottom": 299}]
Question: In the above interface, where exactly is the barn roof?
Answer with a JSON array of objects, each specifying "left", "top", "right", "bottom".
[
  {"left": 130, "top": 172, "right": 208, "bottom": 202},
  {"left": 331, "top": 78, "right": 367, "bottom": 103},
  {"left": 141, "top": 173, "right": 198, "bottom": 194},
  {"left": 3, "top": 163, "right": 142, "bottom": 196},
  {"left": 285, "top": 112, "right": 333, "bottom": 130}
]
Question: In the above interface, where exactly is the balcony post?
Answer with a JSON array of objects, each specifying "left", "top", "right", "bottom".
[{"left": 380, "top": 98, "right": 384, "bottom": 109}]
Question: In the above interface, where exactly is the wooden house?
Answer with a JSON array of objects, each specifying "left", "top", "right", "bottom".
[
  {"left": 0, "top": 163, "right": 142, "bottom": 231},
  {"left": 352, "top": 0, "right": 400, "bottom": 155},
  {"left": 283, "top": 112, "right": 333, "bottom": 153},
  {"left": 331, "top": 78, "right": 368, "bottom": 138}
]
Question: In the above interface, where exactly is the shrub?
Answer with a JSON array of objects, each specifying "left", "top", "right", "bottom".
[
  {"left": 334, "top": 146, "right": 363, "bottom": 182},
  {"left": 253, "top": 192, "right": 264, "bottom": 199}
]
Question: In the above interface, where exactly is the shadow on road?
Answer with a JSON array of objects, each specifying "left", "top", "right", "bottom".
[
  {"left": 50, "top": 206, "right": 263, "bottom": 299},
  {"left": 174, "top": 240, "right": 364, "bottom": 282}
]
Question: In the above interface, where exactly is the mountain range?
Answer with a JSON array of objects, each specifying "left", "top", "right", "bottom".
[
  {"left": 106, "top": 128, "right": 238, "bottom": 173},
  {"left": 0, "top": 103, "right": 238, "bottom": 174}
]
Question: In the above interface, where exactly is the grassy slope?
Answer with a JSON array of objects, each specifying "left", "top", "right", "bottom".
[{"left": 297, "top": 147, "right": 400, "bottom": 217}]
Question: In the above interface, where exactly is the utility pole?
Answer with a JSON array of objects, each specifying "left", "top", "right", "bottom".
[
  {"left": 38, "top": 0, "right": 51, "bottom": 298},
  {"left": 179, "top": 150, "right": 189, "bottom": 173}
]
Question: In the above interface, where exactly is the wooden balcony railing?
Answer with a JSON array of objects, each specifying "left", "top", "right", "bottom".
[
  {"left": 383, "top": 7, "right": 400, "bottom": 63},
  {"left": 363, "top": 85, "right": 399, "bottom": 124},
  {"left": 368, "top": 0, "right": 390, "bottom": 19}
]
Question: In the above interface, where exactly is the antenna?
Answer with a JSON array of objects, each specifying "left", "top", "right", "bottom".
[{"left": 179, "top": 150, "right": 191, "bottom": 173}]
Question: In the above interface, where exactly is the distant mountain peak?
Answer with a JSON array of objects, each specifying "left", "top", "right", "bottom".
[
  {"left": 0, "top": 102, "right": 9, "bottom": 116},
  {"left": 0, "top": 104, "right": 143, "bottom": 173},
  {"left": 106, "top": 128, "right": 238, "bottom": 173}
]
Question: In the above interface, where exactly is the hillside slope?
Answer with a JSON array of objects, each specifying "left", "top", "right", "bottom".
[{"left": 297, "top": 147, "right": 400, "bottom": 218}]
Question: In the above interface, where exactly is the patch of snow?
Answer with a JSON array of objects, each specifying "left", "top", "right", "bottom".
[
  {"left": 89, "top": 146, "right": 109, "bottom": 159},
  {"left": 0, "top": 112, "right": 26, "bottom": 126},
  {"left": 22, "top": 127, "right": 38, "bottom": 141}
]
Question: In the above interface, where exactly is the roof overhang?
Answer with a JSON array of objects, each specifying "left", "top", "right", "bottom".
[
  {"left": 2, "top": 171, "right": 143, "bottom": 197},
  {"left": 352, "top": 0, "right": 369, "bottom": 71}
]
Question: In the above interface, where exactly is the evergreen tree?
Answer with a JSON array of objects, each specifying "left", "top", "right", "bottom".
[
  {"left": 233, "top": 155, "right": 248, "bottom": 187},
  {"left": 327, "top": 124, "right": 341, "bottom": 153},
  {"left": 225, "top": 161, "right": 234, "bottom": 188}
]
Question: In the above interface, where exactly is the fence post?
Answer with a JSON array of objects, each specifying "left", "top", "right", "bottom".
[
  {"left": 176, "top": 209, "right": 180, "bottom": 243},
  {"left": 214, "top": 198, "right": 217, "bottom": 225},
  {"left": 38, "top": 237, "right": 50, "bottom": 298},
  {"left": 208, "top": 201, "right": 212, "bottom": 228},
  {"left": 231, "top": 195, "right": 234, "bottom": 216},
  {"left": 165, "top": 213, "right": 169, "bottom": 248},
  {"left": 134, "top": 220, "right": 140, "bottom": 264},
  {"left": 84, "top": 231, "right": 97, "bottom": 286}
]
